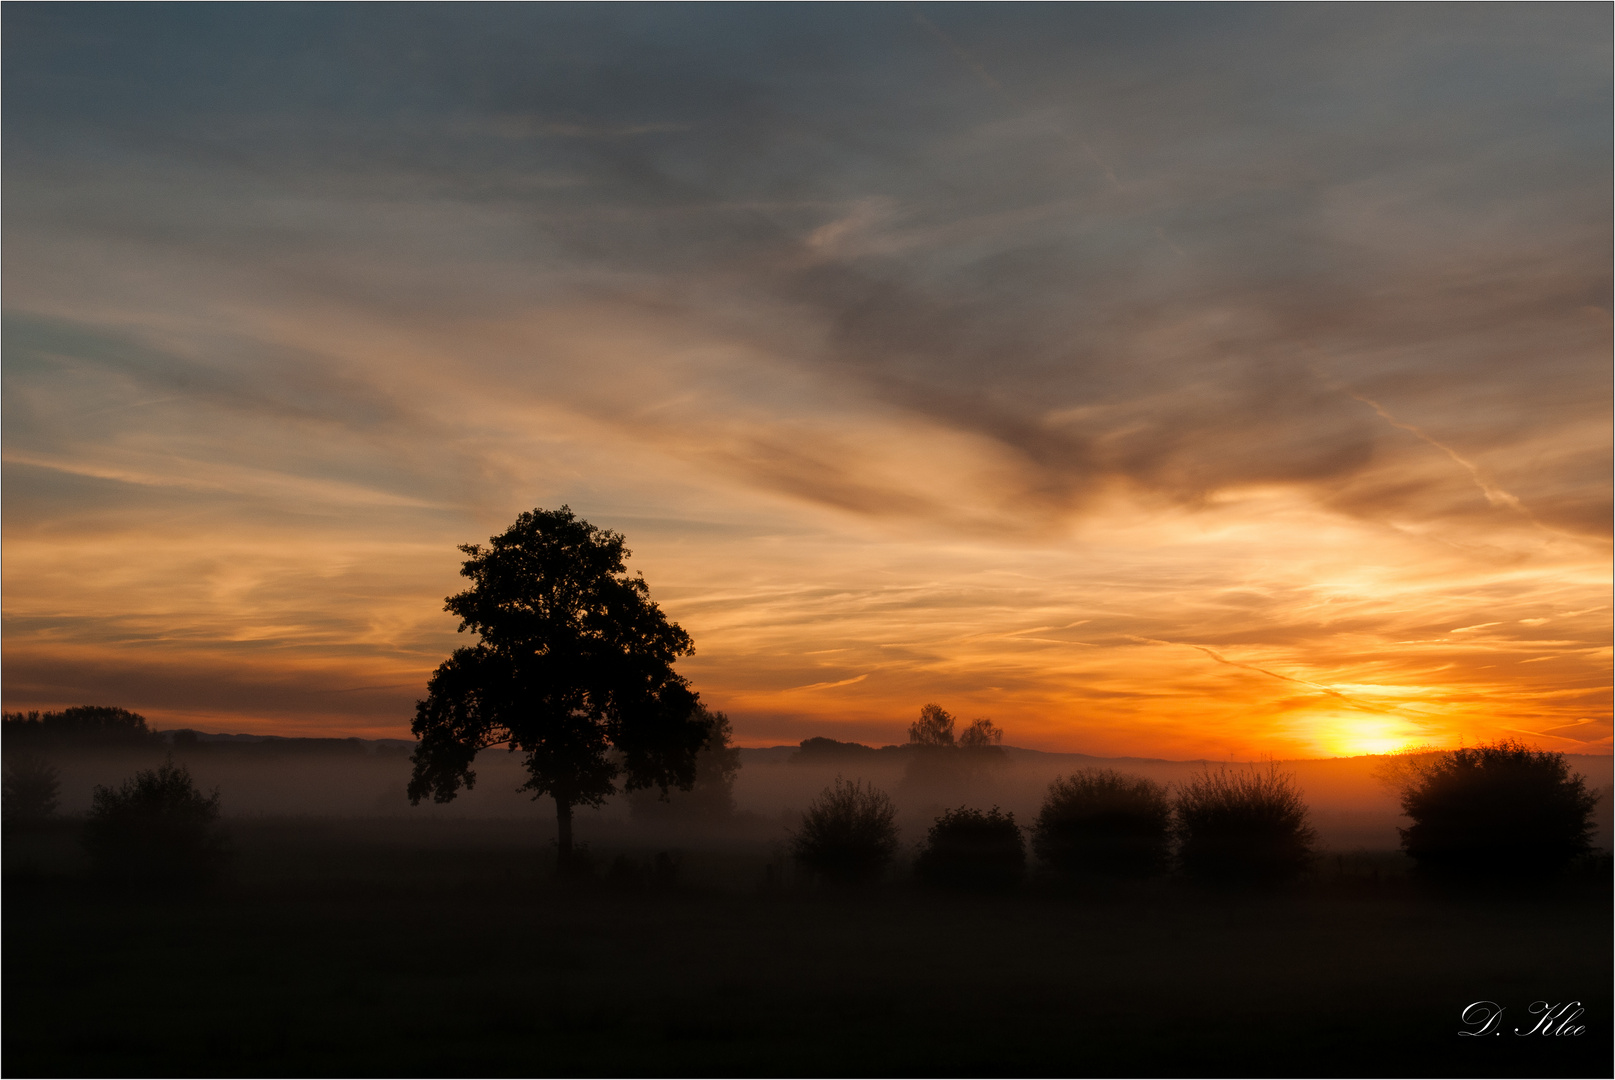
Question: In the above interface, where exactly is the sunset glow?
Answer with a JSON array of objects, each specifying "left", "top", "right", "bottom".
[{"left": 4, "top": 7, "right": 1609, "bottom": 758}]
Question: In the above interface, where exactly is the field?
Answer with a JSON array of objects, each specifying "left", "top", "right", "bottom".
[{"left": 5, "top": 808, "right": 1609, "bottom": 1078}]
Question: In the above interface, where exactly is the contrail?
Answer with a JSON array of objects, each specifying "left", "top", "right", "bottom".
[
  {"left": 783, "top": 673, "right": 870, "bottom": 693},
  {"left": 1345, "top": 390, "right": 1540, "bottom": 523},
  {"left": 1128, "top": 635, "right": 1392, "bottom": 714}
]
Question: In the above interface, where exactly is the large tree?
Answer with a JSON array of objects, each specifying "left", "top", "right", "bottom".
[{"left": 407, "top": 507, "right": 710, "bottom": 863}]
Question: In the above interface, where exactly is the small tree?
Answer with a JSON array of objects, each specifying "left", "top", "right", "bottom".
[
  {"left": 408, "top": 508, "right": 709, "bottom": 867},
  {"left": 1174, "top": 763, "right": 1315, "bottom": 883},
  {"left": 1396, "top": 740, "right": 1598, "bottom": 879},
  {"left": 908, "top": 703, "right": 956, "bottom": 748},
  {"left": 2, "top": 755, "right": 62, "bottom": 826},
  {"left": 82, "top": 760, "right": 228, "bottom": 886},
  {"left": 915, "top": 806, "right": 1025, "bottom": 890},
  {"left": 1032, "top": 769, "right": 1171, "bottom": 878},
  {"left": 792, "top": 777, "right": 899, "bottom": 884},
  {"left": 957, "top": 718, "right": 1003, "bottom": 751}
]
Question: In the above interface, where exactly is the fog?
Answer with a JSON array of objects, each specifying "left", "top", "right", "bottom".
[{"left": 32, "top": 737, "right": 1615, "bottom": 854}]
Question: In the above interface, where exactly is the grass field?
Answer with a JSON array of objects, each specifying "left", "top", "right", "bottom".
[{"left": 5, "top": 817, "right": 1609, "bottom": 1078}]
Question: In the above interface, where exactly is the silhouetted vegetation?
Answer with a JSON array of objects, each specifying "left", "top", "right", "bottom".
[
  {"left": 407, "top": 507, "right": 710, "bottom": 865},
  {"left": 907, "top": 702, "right": 957, "bottom": 747},
  {"left": 2, "top": 705, "right": 159, "bottom": 748},
  {"left": 2, "top": 755, "right": 61, "bottom": 826},
  {"left": 957, "top": 718, "right": 1004, "bottom": 751},
  {"left": 790, "top": 736, "right": 887, "bottom": 761},
  {"left": 1174, "top": 764, "right": 1316, "bottom": 883},
  {"left": 82, "top": 759, "right": 229, "bottom": 887},
  {"left": 915, "top": 805, "right": 1025, "bottom": 890},
  {"left": 1032, "top": 769, "right": 1171, "bottom": 878},
  {"left": 901, "top": 704, "right": 1008, "bottom": 798},
  {"left": 791, "top": 777, "right": 899, "bottom": 884},
  {"left": 1396, "top": 740, "right": 1599, "bottom": 880},
  {"left": 629, "top": 706, "right": 742, "bottom": 821}
]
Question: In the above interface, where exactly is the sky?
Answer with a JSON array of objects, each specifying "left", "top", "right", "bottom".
[{"left": 3, "top": 5, "right": 1610, "bottom": 758}]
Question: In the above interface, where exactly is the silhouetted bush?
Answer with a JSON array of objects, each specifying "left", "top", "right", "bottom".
[
  {"left": 2, "top": 755, "right": 61, "bottom": 826},
  {"left": 1397, "top": 740, "right": 1598, "bottom": 879},
  {"left": 792, "top": 777, "right": 899, "bottom": 884},
  {"left": 1174, "top": 764, "right": 1315, "bottom": 883},
  {"left": 82, "top": 760, "right": 229, "bottom": 887},
  {"left": 1032, "top": 769, "right": 1171, "bottom": 878},
  {"left": 915, "top": 806, "right": 1025, "bottom": 891}
]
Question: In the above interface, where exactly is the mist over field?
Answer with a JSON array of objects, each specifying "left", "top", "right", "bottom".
[{"left": 31, "top": 737, "right": 1614, "bottom": 855}]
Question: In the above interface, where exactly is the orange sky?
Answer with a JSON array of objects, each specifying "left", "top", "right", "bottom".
[{"left": 4, "top": 7, "right": 1610, "bottom": 758}]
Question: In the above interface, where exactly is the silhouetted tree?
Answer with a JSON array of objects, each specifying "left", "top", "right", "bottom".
[
  {"left": 1396, "top": 740, "right": 1598, "bottom": 879},
  {"left": 957, "top": 718, "right": 1003, "bottom": 751},
  {"left": 915, "top": 806, "right": 1025, "bottom": 890},
  {"left": 908, "top": 703, "right": 956, "bottom": 748},
  {"left": 2, "top": 706, "right": 158, "bottom": 748},
  {"left": 902, "top": 704, "right": 1006, "bottom": 795},
  {"left": 1033, "top": 769, "right": 1171, "bottom": 878},
  {"left": 2, "top": 755, "right": 61, "bottom": 826},
  {"left": 792, "top": 777, "right": 899, "bottom": 884},
  {"left": 407, "top": 507, "right": 709, "bottom": 866},
  {"left": 1174, "top": 764, "right": 1316, "bottom": 883},
  {"left": 82, "top": 760, "right": 228, "bottom": 887},
  {"left": 629, "top": 705, "right": 742, "bottom": 821}
]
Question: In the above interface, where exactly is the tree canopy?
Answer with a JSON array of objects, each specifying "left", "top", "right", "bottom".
[{"left": 407, "top": 507, "right": 710, "bottom": 860}]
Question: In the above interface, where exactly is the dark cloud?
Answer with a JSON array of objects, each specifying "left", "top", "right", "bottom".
[{"left": 13, "top": 5, "right": 1602, "bottom": 535}]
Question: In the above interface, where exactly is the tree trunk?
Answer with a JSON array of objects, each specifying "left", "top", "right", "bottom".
[{"left": 554, "top": 795, "right": 575, "bottom": 868}]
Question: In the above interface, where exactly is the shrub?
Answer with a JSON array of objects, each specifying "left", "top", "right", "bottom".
[
  {"left": 792, "top": 777, "right": 899, "bottom": 884},
  {"left": 915, "top": 806, "right": 1025, "bottom": 891},
  {"left": 2, "top": 755, "right": 62, "bottom": 826},
  {"left": 1174, "top": 764, "right": 1316, "bottom": 883},
  {"left": 1397, "top": 740, "right": 1598, "bottom": 879},
  {"left": 82, "top": 760, "right": 229, "bottom": 887},
  {"left": 1032, "top": 769, "right": 1171, "bottom": 878}
]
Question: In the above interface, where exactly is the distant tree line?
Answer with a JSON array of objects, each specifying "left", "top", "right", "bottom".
[{"left": 3, "top": 706, "right": 159, "bottom": 748}]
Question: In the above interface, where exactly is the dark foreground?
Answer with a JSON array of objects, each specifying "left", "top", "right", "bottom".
[{"left": 6, "top": 819, "right": 1610, "bottom": 1078}]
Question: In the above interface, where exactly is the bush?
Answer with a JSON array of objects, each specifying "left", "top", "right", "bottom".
[
  {"left": 792, "top": 777, "right": 899, "bottom": 884},
  {"left": 1032, "top": 769, "right": 1171, "bottom": 878},
  {"left": 1397, "top": 740, "right": 1598, "bottom": 879},
  {"left": 915, "top": 806, "right": 1025, "bottom": 891},
  {"left": 2, "top": 755, "right": 61, "bottom": 827},
  {"left": 1174, "top": 764, "right": 1315, "bottom": 883},
  {"left": 82, "top": 760, "right": 229, "bottom": 887}
]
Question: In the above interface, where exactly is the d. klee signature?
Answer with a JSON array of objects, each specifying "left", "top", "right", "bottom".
[{"left": 1458, "top": 1000, "right": 1586, "bottom": 1038}]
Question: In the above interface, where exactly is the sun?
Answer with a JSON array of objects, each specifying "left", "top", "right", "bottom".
[{"left": 1309, "top": 716, "right": 1422, "bottom": 758}]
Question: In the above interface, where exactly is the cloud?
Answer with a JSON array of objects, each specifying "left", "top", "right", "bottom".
[{"left": 1, "top": 7, "right": 1607, "bottom": 752}]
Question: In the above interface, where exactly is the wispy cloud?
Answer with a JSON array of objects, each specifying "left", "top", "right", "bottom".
[{"left": 2, "top": 6, "right": 1607, "bottom": 755}]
